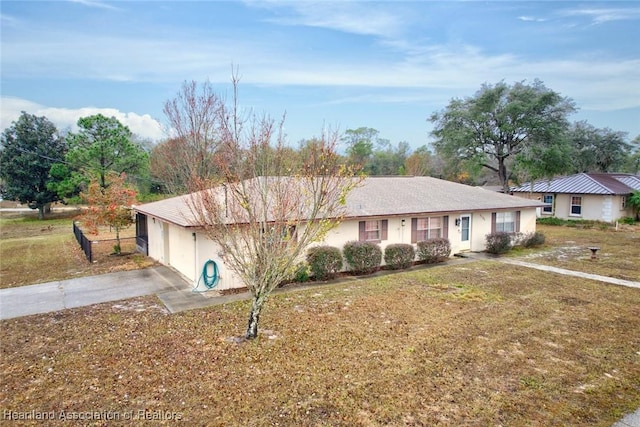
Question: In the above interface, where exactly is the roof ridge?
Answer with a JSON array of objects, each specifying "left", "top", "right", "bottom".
[{"left": 581, "top": 173, "right": 615, "bottom": 193}]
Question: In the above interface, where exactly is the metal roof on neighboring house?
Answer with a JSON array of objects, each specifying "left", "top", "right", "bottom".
[
  {"left": 135, "top": 176, "right": 544, "bottom": 228},
  {"left": 510, "top": 173, "right": 640, "bottom": 195}
]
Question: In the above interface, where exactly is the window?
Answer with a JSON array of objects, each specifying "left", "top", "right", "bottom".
[
  {"left": 542, "top": 194, "right": 554, "bottom": 214},
  {"left": 262, "top": 225, "right": 297, "bottom": 247},
  {"left": 411, "top": 216, "right": 449, "bottom": 243},
  {"left": 570, "top": 196, "right": 582, "bottom": 216},
  {"left": 416, "top": 217, "right": 442, "bottom": 241},
  {"left": 622, "top": 196, "right": 629, "bottom": 210},
  {"left": 364, "top": 220, "right": 380, "bottom": 241},
  {"left": 359, "top": 220, "right": 388, "bottom": 242},
  {"left": 495, "top": 212, "right": 515, "bottom": 233}
]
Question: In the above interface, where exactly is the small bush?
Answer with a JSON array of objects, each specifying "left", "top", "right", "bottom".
[
  {"left": 416, "top": 238, "right": 451, "bottom": 263},
  {"left": 620, "top": 217, "right": 636, "bottom": 225},
  {"left": 537, "top": 217, "right": 566, "bottom": 226},
  {"left": 306, "top": 246, "right": 343, "bottom": 280},
  {"left": 292, "top": 262, "right": 310, "bottom": 283},
  {"left": 384, "top": 244, "right": 415, "bottom": 270},
  {"left": 343, "top": 241, "right": 382, "bottom": 275},
  {"left": 521, "top": 231, "right": 546, "bottom": 248},
  {"left": 485, "top": 232, "right": 513, "bottom": 254}
]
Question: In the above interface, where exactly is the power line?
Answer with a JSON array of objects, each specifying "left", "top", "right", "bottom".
[{"left": 10, "top": 146, "right": 170, "bottom": 186}]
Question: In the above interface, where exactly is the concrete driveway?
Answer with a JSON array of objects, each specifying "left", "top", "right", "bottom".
[{"left": 0, "top": 265, "right": 192, "bottom": 320}]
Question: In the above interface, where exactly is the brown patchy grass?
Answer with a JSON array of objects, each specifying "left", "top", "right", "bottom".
[
  {"left": 1, "top": 262, "right": 639, "bottom": 426},
  {"left": 511, "top": 224, "right": 640, "bottom": 281},
  {"left": 1, "top": 210, "right": 639, "bottom": 424},
  {"left": 0, "top": 211, "right": 155, "bottom": 289}
]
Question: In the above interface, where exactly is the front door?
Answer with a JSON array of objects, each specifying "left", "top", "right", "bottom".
[{"left": 460, "top": 214, "right": 471, "bottom": 251}]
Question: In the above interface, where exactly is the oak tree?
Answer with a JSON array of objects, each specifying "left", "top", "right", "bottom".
[
  {"left": 430, "top": 80, "right": 576, "bottom": 192},
  {"left": 567, "top": 121, "right": 633, "bottom": 173},
  {"left": 0, "top": 112, "right": 66, "bottom": 219}
]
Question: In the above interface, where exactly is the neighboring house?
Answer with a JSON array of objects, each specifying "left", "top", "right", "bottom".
[
  {"left": 511, "top": 173, "right": 640, "bottom": 223},
  {"left": 133, "top": 176, "right": 543, "bottom": 291}
]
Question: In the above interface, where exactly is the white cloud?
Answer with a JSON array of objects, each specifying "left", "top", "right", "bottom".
[
  {"left": 67, "top": 0, "right": 121, "bottom": 11},
  {"left": 561, "top": 7, "right": 640, "bottom": 24},
  {"left": 518, "top": 16, "right": 546, "bottom": 23},
  {"left": 260, "top": 1, "right": 405, "bottom": 38},
  {"left": 0, "top": 97, "right": 165, "bottom": 141},
  {"left": 0, "top": 13, "right": 22, "bottom": 27}
]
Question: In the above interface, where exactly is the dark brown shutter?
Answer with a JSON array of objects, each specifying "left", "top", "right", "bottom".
[
  {"left": 515, "top": 211, "right": 521, "bottom": 232},
  {"left": 359, "top": 221, "right": 366, "bottom": 241},
  {"left": 491, "top": 212, "right": 497, "bottom": 233},
  {"left": 411, "top": 218, "right": 417, "bottom": 243},
  {"left": 381, "top": 220, "right": 388, "bottom": 240},
  {"left": 443, "top": 216, "right": 449, "bottom": 239}
]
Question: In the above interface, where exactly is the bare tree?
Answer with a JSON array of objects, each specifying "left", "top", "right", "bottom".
[
  {"left": 149, "top": 136, "right": 192, "bottom": 194},
  {"left": 187, "top": 75, "right": 361, "bottom": 340},
  {"left": 162, "top": 80, "right": 223, "bottom": 192}
]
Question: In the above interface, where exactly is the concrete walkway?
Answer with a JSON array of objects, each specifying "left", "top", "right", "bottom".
[
  {"left": 0, "top": 265, "right": 197, "bottom": 320},
  {"left": 498, "top": 258, "right": 640, "bottom": 289},
  {"left": 613, "top": 410, "right": 640, "bottom": 427}
]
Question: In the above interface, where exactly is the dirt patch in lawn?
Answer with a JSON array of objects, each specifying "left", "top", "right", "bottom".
[
  {"left": 512, "top": 224, "right": 640, "bottom": 281},
  {"left": 1, "top": 262, "right": 639, "bottom": 426}
]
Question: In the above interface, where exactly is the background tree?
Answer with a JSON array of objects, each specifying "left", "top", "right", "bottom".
[
  {"left": 404, "top": 145, "right": 433, "bottom": 176},
  {"left": 513, "top": 134, "right": 573, "bottom": 185},
  {"left": 0, "top": 112, "right": 66, "bottom": 219},
  {"left": 623, "top": 135, "right": 640, "bottom": 174},
  {"left": 628, "top": 191, "right": 640, "bottom": 221},
  {"left": 149, "top": 136, "right": 192, "bottom": 194},
  {"left": 80, "top": 172, "right": 137, "bottom": 254},
  {"left": 567, "top": 121, "right": 632, "bottom": 173},
  {"left": 369, "top": 140, "right": 410, "bottom": 175},
  {"left": 162, "top": 80, "right": 223, "bottom": 192},
  {"left": 65, "top": 114, "right": 148, "bottom": 191},
  {"left": 430, "top": 79, "right": 576, "bottom": 192},
  {"left": 187, "top": 76, "right": 361, "bottom": 340},
  {"left": 342, "top": 127, "right": 376, "bottom": 171}
]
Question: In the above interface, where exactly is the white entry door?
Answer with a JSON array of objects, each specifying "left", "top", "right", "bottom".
[{"left": 460, "top": 214, "right": 471, "bottom": 251}]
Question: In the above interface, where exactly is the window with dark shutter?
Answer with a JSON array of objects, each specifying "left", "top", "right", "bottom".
[
  {"left": 360, "top": 220, "right": 384, "bottom": 242},
  {"left": 412, "top": 216, "right": 445, "bottom": 241}
]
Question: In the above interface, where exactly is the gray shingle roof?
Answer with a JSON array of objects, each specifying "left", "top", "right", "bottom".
[
  {"left": 135, "top": 176, "right": 543, "bottom": 227},
  {"left": 510, "top": 173, "right": 640, "bottom": 195},
  {"left": 344, "top": 176, "right": 542, "bottom": 218}
]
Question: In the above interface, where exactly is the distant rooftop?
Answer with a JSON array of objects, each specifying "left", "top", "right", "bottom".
[{"left": 511, "top": 173, "right": 640, "bottom": 195}]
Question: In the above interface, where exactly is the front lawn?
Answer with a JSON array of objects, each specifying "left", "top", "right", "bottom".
[
  {"left": 0, "top": 212, "right": 155, "bottom": 289},
  {"left": 513, "top": 224, "right": 640, "bottom": 281},
  {"left": 1, "top": 261, "right": 638, "bottom": 426}
]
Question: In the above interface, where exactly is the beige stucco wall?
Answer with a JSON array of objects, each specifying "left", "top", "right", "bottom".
[
  {"left": 144, "top": 207, "right": 538, "bottom": 291},
  {"left": 515, "top": 193, "right": 632, "bottom": 222},
  {"left": 144, "top": 216, "right": 243, "bottom": 291},
  {"left": 315, "top": 208, "right": 538, "bottom": 261}
]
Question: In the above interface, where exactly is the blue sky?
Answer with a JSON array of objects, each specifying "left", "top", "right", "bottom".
[{"left": 1, "top": 0, "right": 639, "bottom": 150}]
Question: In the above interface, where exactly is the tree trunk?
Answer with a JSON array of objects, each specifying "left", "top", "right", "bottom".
[
  {"left": 38, "top": 205, "right": 45, "bottom": 220},
  {"left": 245, "top": 295, "right": 264, "bottom": 340},
  {"left": 114, "top": 226, "right": 121, "bottom": 254},
  {"left": 498, "top": 158, "right": 509, "bottom": 193}
]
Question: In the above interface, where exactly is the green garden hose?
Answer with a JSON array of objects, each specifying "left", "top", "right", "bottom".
[{"left": 194, "top": 259, "right": 219, "bottom": 292}]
